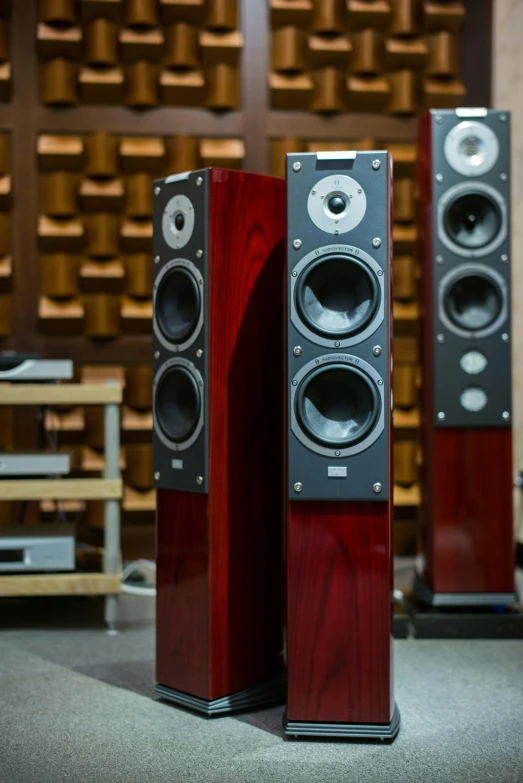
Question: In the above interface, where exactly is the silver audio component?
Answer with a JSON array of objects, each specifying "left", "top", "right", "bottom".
[
  {"left": 0, "top": 525, "right": 76, "bottom": 573},
  {"left": 0, "top": 453, "right": 70, "bottom": 476}
]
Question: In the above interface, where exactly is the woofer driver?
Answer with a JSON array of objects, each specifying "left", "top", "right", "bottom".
[
  {"left": 438, "top": 182, "right": 507, "bottom": 258},
  {"left": 291, "top": 355, "right": 384, "bottom": 458},
  {"left": 153, "top": 259, "right": 203, "bottom": 352},
  {"left": 439, "top": 263, "right": 508, "bottom": 339},
  {"left": 153, "top": 359, "right": 204, "bottom": 451}
]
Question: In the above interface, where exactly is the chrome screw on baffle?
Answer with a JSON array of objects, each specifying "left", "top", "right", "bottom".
[
  {"left": 373, "top": 346, "right": 382, "bottom": 357},
  {"left": 196, "top": 249, "right": 203, "bottom": 258},
  {"left": 435, "top": 115, "right": 443, "bottom": 124},
  {"left": 373, "top": 482, "right": 382, "bottom": 494},
  {"left": 500, "top": 173, "right": 508, "bottom": 182},
  {"left": 437, "top": 334, "right": 444, "bottom": 343},
  {"left": 292, "top": 162, "right": 302, "bottom": 172},
  {"left": 293, "top": 482, "right": 303, "bottom": 493},
  {"left": 154, "top": 472, "right": 160, "bottom": 480},
  {"left": 154, "top": 186, "right": 160, "bottom": 195},
  {"left": 438, "top": 412, "right": 445, "bottom": 420},
  {"left": 196, "top": 476, "right": 203, "bottom": 485},
  {"left": 293, "top": 346, "right": 302, "bottom": 357},
  {"left": 502, "top": 333, "right": 509, "bottom": 342},
  {"left": 293, "top": 239, "right": 302, "bottom": 249},
  {"left": 196, "top": 349, "right": 203, "bottom": 358},
  {"left": 436, "top": 255, "right": 443, "bottom": 264},
  {"left": 502, "top": 411, "right": 510, "bottom": 421},
  {"left": 435, "top": 173, "right": 443, "bottom": 183},
  {"left": 372, "top": 160, "right": 381, "bottom": 170},
  {"left": 154, "top": 255, "right": 160, "bottom": 264},
  {"left": 196, "top": 177, "right": 202, "bottom": 186},
  {"left": 372, "top": 238, "right": 381, "bottom": 249},
  {"left": 154, "top": 351, "right": 160, "bottom": 359}
]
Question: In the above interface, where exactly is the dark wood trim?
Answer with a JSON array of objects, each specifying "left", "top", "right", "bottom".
[
  {"left": 268, "top": 112, "right": 417, "bottom": 141},
  {"left": 34, "top": 335, "right": 152, "bottom": 364},
  {"left": 462, "top": 0, "right": 493, "bottom": 108},
  {"left": 36, "top": 106, "right": 245, "bottom": 137},
  {"left": 11, "top": 0, "right": 39, "bottom": 353},
  {"left": 241, "top": 0, "right": 269, "bottom": 173}
]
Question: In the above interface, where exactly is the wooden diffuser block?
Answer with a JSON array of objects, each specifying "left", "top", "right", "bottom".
[
  {"left": 422, "top": 1, "right": 465, "bottom": 34},
  {"left": 38, "top": 135, "right": 84, "bottom": 172},
  {"left": 0, "top": 292, "right": 11, "bottom": 335},
  {"left": 384, "top": 38, "right": 428, "bottom": 71},
  {"left": 125, "top": 0, "right": 158, "bottom": 27},
  {"left": 38, "top": 295, "right": 84, "bottom": 334},
  {"left": 39, "top": 0, "right": 77, "bottom": 25},
  {"left": 0, "top": 255, "right": 11, "bottom": 293},
  {"left": 0, "top": 133, "right": 9, "bottom": 175},
  {"left": 205, "top": 0, "right": 238, "bottom": 31},
  {"left": 389, "top": 0, "right": 420, "bottom": 36},
  {"left": 347, "top": 76, "right": 390, "bottom": 111},
  {"left": 387, "top": 70, "right": 419, "bottom": 115},
  {"left": 159, "top": 0, "right": 205, "bottom": 26},
  {"left": 79, "top": 259, "right": 125, "bottom": 294},
  {"left": 200, "top": 30, "right": 243, "bottom": 67},
  {"left": 119, "top": 27, "right": 164, "bottom": 63},
  {"left": 270, "top": 0, "right": 313, "bottom": 29},
  {"left": 394, "top": 440, "right": 418, "bottom": 487},
  {"left": 85, "top": 132, "right": 118, "bottom": 178},
  {"left": 311, "top": 0, "right": 346, "bottom": 33},
  {"left": 0, "top": 172, "right": 11, "bottom": 210},
  {"left": 125, "top": 173, "right": 153, "bottom": 219},
  {"left": 79, "top": 0, "right": 123, "bottom": 24},
  {"left": 160, "top": 68, "right": 205, "bottom": 106},
  {"left": 164, "top": 22, "right": 199, "bottom": 69},
  {"left": 205, "top": 62, "right": 239, "bottom": 109},
  {"left": 79, "top": 66, "right": 124, "bottom": 103},
  {"left": 85, "top": 213, "right": 120, "bottom": 258},
  {"left": 269, "top": 72, "right": 313, "bottom": 110},
  {"left": 421, "top": 76, "right": 465, "bottom": 110},
  {"left": 40, "top": 172, "right": 78, "bottom": 218},
  {"left": 272, "top": 26, "right": 307, "bottom": 73},
  {"left": 426, "top": 31, "right": 459, "bottom": 77},
  {"left": 84, "top": 18, "right": 119, "bottom": 67},
  {"left": 351, "top": 29, "right": 382, "bottom": 75},
  {"left": 198, "top": 138, "right": 245, "bottom": 169},
  {"left": 41, "top": 58, "right": 78, "bottom": 105},
  {"left": 79, "top": 177, "right": 125, "bottom": 212},
  {"left": 164, "top": 135, "right": 199, "bottom": 175},
  {"left": 310, "top": 67, "right": 346, "bottom": 113},
  {"left": 0, "top": 213, "right": 9, "bottom": 255},
  {"left": 38, "top": 215, "right": 85, "bottom": 253},
  {"left": 41, "top": 253, "right": 80, "bottom": 298},
  {"left": 346, "top": 0, "right": 391, "bottom": 30},
  {"left": 120, "top": 218, "right": 152, "bottom": 252},
  {"left": 270, "top": 138, "right": 306, "bottom": 178},
  {"left": 83, "top": 293, "right": 120, "bottom": 337},
  {"left": 119, "top": 137, "right": 166, "bottom": 173},
  {"left": 308, "top": 34, "right": 352, "bottom": 70},
  {"left": 120, "top": 296, "right": 152, "bottom": 333},
  {"left": 125, "top": 61, "right": 159, "bottom": 107},
  {"left": 393, "top": 255, "right": 416, "bottom": 301},
  {"left": 393, "top": 363, "right": 417, "bottom": 410},
  {"left": 37, "top": 23, "right": 83, "bottom": 61},
  {"left": 125, "top": 254, "right": 152, "bottom": 298},
  {"left": 124, "top": 365, "right": 152, "bottom": 409},
  {"left": 393, "top": 178, "right": 415, "bottom": 223},
  {"left": 124, "top": 444, "right": 153, "bottom": 490}
]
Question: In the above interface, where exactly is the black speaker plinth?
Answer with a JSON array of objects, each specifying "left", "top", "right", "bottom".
[{"left": 283, "top": 704, "right": 401, "bottom": 741}]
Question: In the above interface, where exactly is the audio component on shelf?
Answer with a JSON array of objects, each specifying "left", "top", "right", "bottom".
[
  {"left": 0, "top": 453, "right": 70, "bottom": 476},
  {"left": 0, "top": 353, "right": 73, "bottom": 382},
  {"left": 153, "top": 168, "right": 286, "bottom": 716},
  {"left": 414, "top": 108, "right": 515, "bottom": 607},
  {"left": 0, "top": 524, "right": 76, "bottom": 573},
  {"left": 284, "top": 150, "right": 399, "bottom": 741}
]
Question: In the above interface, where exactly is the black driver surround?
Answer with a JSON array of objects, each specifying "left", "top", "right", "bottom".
[
  {"left": 443, "top": 271, "right": 503, "bottom": 332},
  {"left": 295, "top": 254, "right": 380, "bottom": 339},
  {"left": 155, "top": 366, "right": 201, "bottom": 444},
  {"left": 295, "top": 363, "right": 381, "bottom": 448},
  {"left": 156, "top": 266, "right": 201, "bottom": 345},
  {"left": 443, "top": 190, "right": 502, "bottom": 250}
]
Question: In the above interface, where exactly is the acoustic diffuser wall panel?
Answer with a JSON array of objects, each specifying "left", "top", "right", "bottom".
[
  {"left": 37, "top": 0, "right": 243, "bottom": 109},
  {"left": 269, "top": 0, "right": 465, "bottom": 114}
]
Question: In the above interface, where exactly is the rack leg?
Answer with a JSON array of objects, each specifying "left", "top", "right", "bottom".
[
  {"left": 104, "top": 391, "right": 121, "bottom": 630},
  {"left": 105, "top": 594, "right": 118, "bottom": 632}
]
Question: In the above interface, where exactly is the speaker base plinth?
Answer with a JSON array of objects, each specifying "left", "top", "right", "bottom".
[
  {"left": 155, "top": 671, "right": 286, "bottom": 717},
  {"left": 283, "top": 703, "right": 400, "bottom": 741},
  {"left": 413, "top": 573, "right": 517, "bottom": 608}
]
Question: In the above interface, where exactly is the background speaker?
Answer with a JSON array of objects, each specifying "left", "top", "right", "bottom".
[
  {"left": 284, "top": 150, "right": 398, "bottom": 741},
  {"left": 415, "top": 108, "right": 515, "bottom": 607},
  {"left": 153, "top": 168, "right": 286, "bottom": 715}
]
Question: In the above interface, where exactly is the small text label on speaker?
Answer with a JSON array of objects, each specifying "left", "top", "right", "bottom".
[
  {"left": 328, "top": 467, "right": 347, "bottom": 478},
  {"left": 171, "top": 459, "right": 184, "bottom": 470}
]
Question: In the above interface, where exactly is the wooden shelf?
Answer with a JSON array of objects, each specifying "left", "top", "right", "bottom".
[
  {"left": 123, "top": 485, "right": 155, "bottom": 512},
  {"left": 0, "top": 383, "right": 122, "bottom": 406},
  {"left": 0, "top": 478, "right": 122, "bottom": 500},
  {"left": 0, "top": 571, "right": 121, "bottom": 597}
]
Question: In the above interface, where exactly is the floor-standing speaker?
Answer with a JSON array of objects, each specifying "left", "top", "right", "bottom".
[
  {"left": 153, "top": 168, "right": 286, "bottom": 715},
  {"left": 284, "top": 150, "right": 399, "bottom": 740},
  {"left": 415, "top": 109, "right": 516, "bottom": 607}
]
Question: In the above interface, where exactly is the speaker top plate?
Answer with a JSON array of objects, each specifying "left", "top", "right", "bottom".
[
  {"left": 162, "top": 194, "right": 195, "bottom": 249},
  {"left": 444, "top": 120, "right": 499, "bottom": 178},
  {"left": 307, "top": 175, "right": 367, "bottom": 235}
]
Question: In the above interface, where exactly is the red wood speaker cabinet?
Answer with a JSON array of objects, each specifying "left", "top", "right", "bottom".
[
  {"left": 284, "top": 151, "right": 399, "bottom": 740},
  {"left": 415, "top": 109, "right": 515, "bottom": 607},
  {"left": 153, "top": 169, "right": 286, "bottom": 715}
]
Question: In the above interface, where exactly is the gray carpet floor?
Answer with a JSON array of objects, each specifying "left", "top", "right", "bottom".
[{"left": 0, "top": 596, "right": 522, "bottom": 783}]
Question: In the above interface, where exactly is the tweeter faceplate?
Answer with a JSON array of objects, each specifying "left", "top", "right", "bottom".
[
  {"left": 307, "top": 175, "right": 367, "bottom": 235},
  {"left": 444, "top": 121, "right": 499, "bottom": 177},
  {"left": 162, "top": 194, "right": 195, "bottom": 249}
]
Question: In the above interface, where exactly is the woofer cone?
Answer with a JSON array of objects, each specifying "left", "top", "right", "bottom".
[
  {"left": 444, "top": 271, "right": 503, "bottom": 332},
  {"left": 443, "top": 191, "right": 502, "bottom": 250},
  {"left": 156, "top": 267, "right": 201, "bottom": 345},
  {"left": 295, "top": 363, "right": 380, "bottom": 447},
  {"left": 155, "top": 366, "right": 201, "bottom": 444},
  {"left": 295, "top": 255, "right": 380, "bottom": 339}
]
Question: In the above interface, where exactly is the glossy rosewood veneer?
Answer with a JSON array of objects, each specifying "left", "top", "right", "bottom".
[
  {"left": 287, "top": 500, "right": 394, "bottom": 725},
  {"left": 156, "top": 170, "right": 286, "bottom": 703}
]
